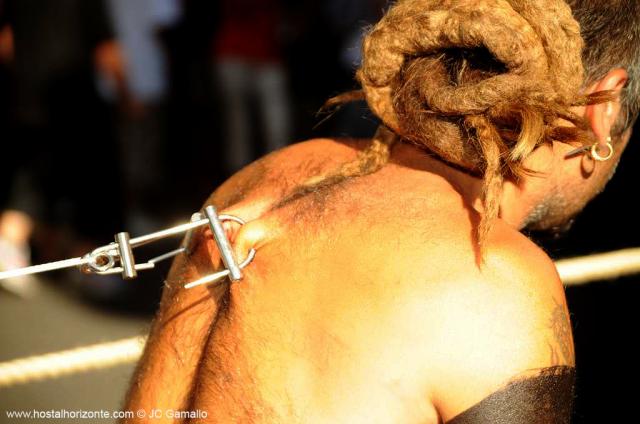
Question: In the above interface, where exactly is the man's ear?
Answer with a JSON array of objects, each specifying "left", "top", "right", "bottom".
[{"left": 585, "top": 68, "right": 628, "bottom": 141}]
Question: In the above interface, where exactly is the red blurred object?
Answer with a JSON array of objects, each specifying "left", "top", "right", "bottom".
[{"left": 214, "top": 0, "right": 283, "bottom": 63}]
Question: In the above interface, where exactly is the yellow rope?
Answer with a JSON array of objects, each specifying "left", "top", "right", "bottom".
[
  {"left": 556, "top": 248, "right": 640, "bottom": 286},
  {"left": 0, "top": 336, "right": 146, "bottom": 388}
]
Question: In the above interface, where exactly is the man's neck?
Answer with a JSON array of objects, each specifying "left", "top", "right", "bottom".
[{"left": 391, "top": 140, "right": 543, "bottom": 231}]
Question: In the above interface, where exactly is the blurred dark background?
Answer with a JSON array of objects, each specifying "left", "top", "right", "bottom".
[{"left": 0, "top": 0, "right": 637, "bottom": 422}]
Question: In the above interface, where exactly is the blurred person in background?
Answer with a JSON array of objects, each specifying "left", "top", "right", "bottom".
[
  {"left": 324, "top": 0, "right": 387, "bottom": 138},
  {"left": 213, "top": 0, "right": 293, "bottom": 174},
  {"left": 0, "top": 0, "right": 27, "bottom": 289},
  {"left": 157, "top": 0, "right": 221, "bottom": 210},
  {"left": 0, "top": 0, "right": 124, "bottom": 295},
  {"left": 104, "top": 0, "right": 181, "bottom": 235}
]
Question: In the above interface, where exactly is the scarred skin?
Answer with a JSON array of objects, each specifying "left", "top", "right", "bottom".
[{"left": 122, "top": 137, "right": 582, "bottom": 423}]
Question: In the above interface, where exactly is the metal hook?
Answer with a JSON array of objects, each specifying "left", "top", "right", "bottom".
[
  {"left": 0, "top": 207, "right": 257, "bottom": 287},
  {"left": 184, "top": 248, "right": 256, "bottom": 289}
]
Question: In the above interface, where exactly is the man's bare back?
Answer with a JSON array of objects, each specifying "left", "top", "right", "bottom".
[{"left": 124, "top": 138, "right": 574, "bottom": 423}]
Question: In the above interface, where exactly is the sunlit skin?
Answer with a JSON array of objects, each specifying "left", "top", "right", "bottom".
[{"left": 123, "top": 69, "right": 630, "bottom": 423}]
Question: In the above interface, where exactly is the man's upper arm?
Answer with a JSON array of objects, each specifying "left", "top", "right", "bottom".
[{"left": 425, "top": 241, "right": 575, "bottom": 423}]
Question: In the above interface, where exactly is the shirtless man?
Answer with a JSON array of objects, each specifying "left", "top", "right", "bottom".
[{"left": 123, "top": 0, "right": 639, "bottom": 422}]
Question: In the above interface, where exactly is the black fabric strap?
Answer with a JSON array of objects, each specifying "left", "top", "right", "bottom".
[{"left": 447, "top": 366, "right": 576, "bottom": 424}]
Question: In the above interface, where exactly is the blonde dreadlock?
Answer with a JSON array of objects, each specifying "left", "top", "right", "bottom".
[{"left": 298, "top": 0, "right": 615, "bottom": 251}]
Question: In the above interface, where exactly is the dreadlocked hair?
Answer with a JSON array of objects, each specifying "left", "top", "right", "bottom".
[{"left": 297, "top": 0, "right": 616, "bottom": 256}]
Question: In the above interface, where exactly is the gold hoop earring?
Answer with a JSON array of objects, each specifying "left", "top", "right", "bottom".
[{"left": 590, "top": 137, "right": 614, "bottom": 162}]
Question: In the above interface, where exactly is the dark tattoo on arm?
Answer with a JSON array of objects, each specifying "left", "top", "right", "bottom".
[{"left": 549, "top": 297, "right": 575, "bottom": 366}]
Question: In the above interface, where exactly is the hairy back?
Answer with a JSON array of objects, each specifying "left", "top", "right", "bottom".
[{"left": 124, "top": 138, "right": 574, "bottom": 423}]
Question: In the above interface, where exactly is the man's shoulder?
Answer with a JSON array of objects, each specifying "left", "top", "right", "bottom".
[
  {"left": 407, "top": 218, "right": 567, "bottom": 352},
  {"left": 483, "top": 220, "right": 563, "bottom": 294},
  {"left": 244, "top": 137, "right": 371, "bottom": 176},
  {"left": 403, "top": 220, "right": 574, "bottom": 420},
  {"left": 378, "top": 199, "right": 563, "bottom": 295},
  {"left": 209, "top": 137, "right": 370, "bottom": 209}
]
